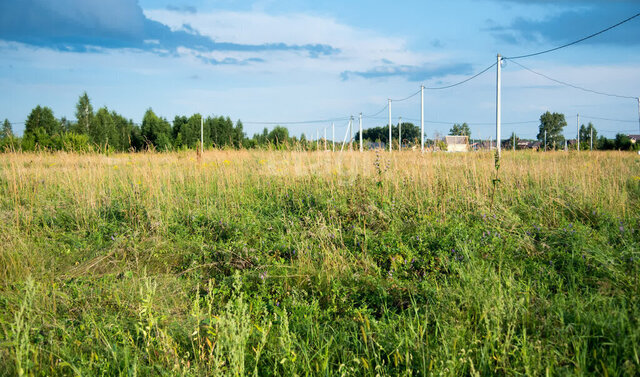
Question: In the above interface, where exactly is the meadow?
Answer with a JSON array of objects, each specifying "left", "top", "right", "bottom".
[{"left": 0, "top": 149, "right": 639, "bottom": 376}]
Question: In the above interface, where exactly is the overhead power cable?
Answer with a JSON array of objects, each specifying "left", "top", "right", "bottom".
[
  {"left": 243, "top": 117, "right": 350, "bottom": 125},
  {"left": 423, "top": 62, "right": 497, "bottom": 90},
  {"left": 505, "top": 12, "right": 640, "bottom": 60},
  {"left": 363, "top": 103, "right": 389, "bottom": 118},
  {"left": 581, "top": 115, "right": 638, "bottom": 123},
  {"left": 391, "top": 89, "right": 421, "bottom": 102},
  {"left": 509, "top": 60, "right": 638, "bottom": 100}
]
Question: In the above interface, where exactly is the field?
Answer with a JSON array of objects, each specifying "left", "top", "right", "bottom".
[{"left": 0, "top": 150, "right": 639, "bottom": 376}]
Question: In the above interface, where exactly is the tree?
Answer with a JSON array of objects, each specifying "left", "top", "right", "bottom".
[
  {"left": 579, "top": 122, "right": 597, "bottom": 148},
  {"left": 90, "top": 107, "right": 118, "bottom": 149},
  {"left": 1, "top": 119, "right": 13, "bottom": 139},
  {"left": 74, "top": 92, "right": 94, "bottom": 135},
  {"left": 449, "top": 123, "right": 471, "bottom": 138},
  {"left": 268, "top": 126, "right": 289, "bottom": 146},
  {"left": 141, "top": 108, "right": 172, "bottom": 150},
  {"left": 537, "top": 111, "right": 566, "bottom": 150},
  {"left": 614, "top": 133, "right": 632, "bottom": 150},
  {"left": 24, "top": 105, "right": 60, "bottom": 140}
]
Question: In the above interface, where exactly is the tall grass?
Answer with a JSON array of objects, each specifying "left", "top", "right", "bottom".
[{"left": 0, "top": 150, "right": 639, "bottom": 375}]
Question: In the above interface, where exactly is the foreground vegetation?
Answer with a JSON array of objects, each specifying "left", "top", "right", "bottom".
[{"left": 0, "top": 150, "right": 639, "bottom": 376}]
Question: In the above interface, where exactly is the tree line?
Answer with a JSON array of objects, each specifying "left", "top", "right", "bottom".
[{"left": 1, "top": 95, "right": 637, "bottom": 152}]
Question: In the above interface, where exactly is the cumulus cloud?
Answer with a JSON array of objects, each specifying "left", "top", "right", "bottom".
[
  {"left": 0, "top": 0, "right": 338, "bottom": 59},
  {"left": 489, "top": 1, "right": 640, "bottom": 46},
  {"left": 341, "top": 63, "right": 473, "bottom": 82}
]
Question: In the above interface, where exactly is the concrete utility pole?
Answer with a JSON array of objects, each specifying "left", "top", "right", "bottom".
[
  {"left": 399, "top": 116, "right": 402, "bottom": 151},
  {"left": 349, "top": 115, "right": 354, "bottom": 151},
  {"left": 359, "top": 113, "right": 363, "bottom": 152},
  {"left": 421, "top": 85, "right": 425, "bottom": 152},
  {"left": 388, "top": 99, "right": 392, "bottom": 152},
  {"left": 324, "top": 128, "right": 327, "bottom": 151},
  {"left": 544, "top": 130, "right": 547, "bottom": 151},
  {"left": 332, "top": 122, "right": 335, "bottom": 152},
  {"left": 496, "top": 54, "right": 502, "bottom": 158},
  {"left": 513, "top": 133, "right": 516, "bottom": 151},
  {"left": 200, "top": 115, "right": 204, "bottom": 154},
  {"left": 637, "top": 97, "right": 640, "bottom": 135},
  {"left": 317, "top": 130, "right": 320, "bottom": 150},
  {"left": 590, "top": 126, "right": 593, "bottom": 151},
  {"left": 577, "top": 114, "right": 580, "bottom": 152}
]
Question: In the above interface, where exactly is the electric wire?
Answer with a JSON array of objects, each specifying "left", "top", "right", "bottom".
[
  {"left": 362, "top": 103, "right": 389, "bottom": 118},
  {"left": 391, "top": 88, "right": 421, "bottom": 102},
  {"left": 509, "top": 59, "right": 638, "bottom": 100},
  {"left": 505, "top": 12, "right": 640, "bottom": 60},
  {"left": 580, "top": 115, "right": 638, "bottom": 123},
  {"left": 423, "top": 62, "right": 497, "bottom": 90},
  {"left": 242, "top": 117, "right": 350, "bottom": 125}
]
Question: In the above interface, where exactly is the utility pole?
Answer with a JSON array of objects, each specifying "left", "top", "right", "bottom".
[
  {"left": 590, "top": 127, "right": 593, "bottom": 151},
  {"left": 317, "top": 130, "right": 320, "bottom": 151},
  {"left": 324, "top": 128, "right": 327, "bottom": 151},
  {"left": 496, "top": 54, "right": 502, "bottom": 158},
  {"left": 513, "top": 133, "right": 515, "bottom": 151},
  {"left": 544, "top": 130, "right": 547, "bottom": 151},
  {"left": 332, "top": 122, "right": 335, "bottom": 152},
  {"left": 637, "top": 97, "right": 640, "bottom": 136},
  {"left": 349, "top": 115, "right": 353, "bottom": 151},
  {"left": 577, "top": 114, "right": 580, "bottom": 152},
  {"left": 359, "top": 113, "right": 363, "bottom": 152},
  {"left": 421, "top": 85, "right": 425, "bottom": 152},
  {"left": 399, "top": 116, "right": 402, "bottom": 151},
  {"left": 388, "top": 99, "right": 392, "bottom": 152},
  {"left": 200, "top": 115, "right": 204, "bottom": 154}
]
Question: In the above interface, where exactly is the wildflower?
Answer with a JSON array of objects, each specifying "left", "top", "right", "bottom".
[
  {"left": 259, "top": 271, "right": 267, "bottom": 280},
  {"left": 619, "top": 226, "right": 624, "bottom": 232},
  {"left": 223, "top": 160, "right": 230, "bottom": 165}
]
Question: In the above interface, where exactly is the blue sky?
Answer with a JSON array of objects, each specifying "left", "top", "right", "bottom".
[{"left": 1, "top": 0, "right": 639, "bottom": 140}]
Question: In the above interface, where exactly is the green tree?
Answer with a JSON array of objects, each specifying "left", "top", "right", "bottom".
[
  {"left": 537, "top": 111, "right": 566, "bottom": 150},
  {"left": 579, "top": 122, "right": 597, "bottom": 148},
  {"left": 24, "top": 105, "right": 62, "bottom": 140},
  {"left": 1, "top": 119, "right": 13, "bottom": 139},
  {"left": 74, "top": 92, "right": 94, "bottom": 135},
  {"left": 268, "top": 126, "right": 290, "bottom": 146},
  {"left": 449, "top": 123, "right": 471, "bottom": 138},
  {"left": 90, "top": 107, "right": 118, "bottom": 149},
  {"left": 614, "top": 133, "right": 632, "bottom": 150},
  {"left": 141, "top": 108, "right": 172, "bottom": 150}
]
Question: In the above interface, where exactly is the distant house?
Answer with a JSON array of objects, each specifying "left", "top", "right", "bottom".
[
  {"left": 629, "top": 135, "right": 640, "bottom": 144},
  {"left": 445, "top": 136, "right": 469, "bottom": 152}
]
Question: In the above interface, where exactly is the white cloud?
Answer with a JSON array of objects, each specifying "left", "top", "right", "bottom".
[{"left": 143, "top": 8, "right": 442, "bottom": 75}]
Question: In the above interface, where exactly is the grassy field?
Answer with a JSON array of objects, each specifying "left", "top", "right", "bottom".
[{"left": 0, "top": 150, "right": 639, "bottom": 376}]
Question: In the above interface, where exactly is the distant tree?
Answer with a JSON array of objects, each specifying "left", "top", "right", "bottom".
[
  {"left": 449, "top": 123, "right": 471, "bottom": 138},
  {"left": 579, "top": 122, "right": 597, "bottom": 148},
  {"left": 614, "top": 133, "right": 632, "bottom": 150},
  {"left": 141, "top": 108, "right": 172, "bottom": 150},
  {"left": 89, "top": 107, "right": 119, "bottom": 149},
  {"left": 268, "top": 126, "right": 289, "bottom": 146},
  {"left": 537, "top": 111, "right": 566, "bottom": 150},
  {"left": 74, "top": 92, "right": 94, "bottom": 135},
  {"left": 1, "top": 119, "right": 13, "bottom": 139},
  {"left": 24, "top": 105, "right": 62, "bottom": 139}
]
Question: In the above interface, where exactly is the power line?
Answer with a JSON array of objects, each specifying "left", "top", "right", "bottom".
[
  {"left": 391, "top": 89, "right": 421, "bottom": 102},
  {"left": 243, "top": 117, "right": 350, "bottom": 126},
  {"left": 581, "top": 115, "right": 638, "bottom": 123},
  {"left": 363, "top": 103, "right": 389, "bottom": 118},
  {"left": 509, "top": 59, "right": 638, "bottom": 100},
  {"left": 423, "top": 62, "right": 497, "bottom": 90},
  {"left": 505, "top": 12, "right": 640, "bottom": 60}
]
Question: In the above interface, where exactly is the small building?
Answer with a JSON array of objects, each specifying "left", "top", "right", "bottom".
[
  {"left": 628, "top": 135, "right": 640, "bottom": 144},
  {"left": 445, "top": 136, "right": 469, "bottom": 152}
]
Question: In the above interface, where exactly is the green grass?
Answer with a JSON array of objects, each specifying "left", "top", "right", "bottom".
[{"left": 0, "top": 150, "right": 639, "bottom": 376}]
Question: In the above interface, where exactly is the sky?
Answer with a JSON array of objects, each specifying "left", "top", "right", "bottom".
[{"left": 1, "top": 0, "right": 639, "bottom": 140}]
